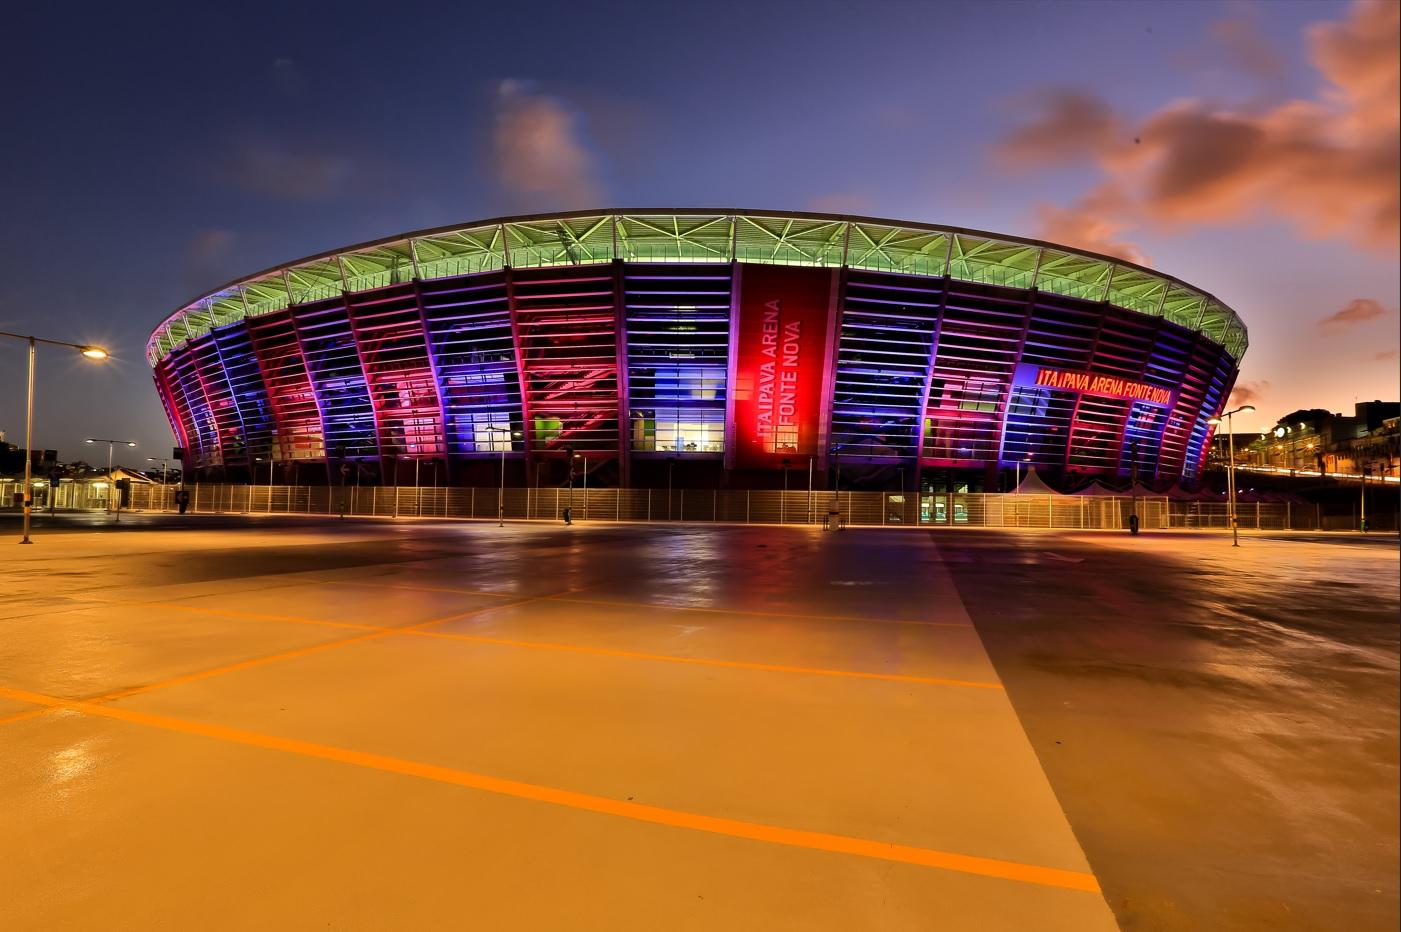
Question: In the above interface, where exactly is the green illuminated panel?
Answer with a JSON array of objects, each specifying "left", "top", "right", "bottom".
[
  {"left": 616, "top": 214, "right": 732, "bottom": 262},
  {"left": 1199, "top": 299, "right": 1233, "bottom": 346},
  {"left": 208, "top": 290, "right": 246, "bottom": 329},
  {"left": 242, "top": 274, "right": 291, "bottom": 318},
  {"left": 148, "top": 211, "right": 1247, "bottom": 365},
  {"left": 413, "top": 225, "right": 507, "bottom": 278},
  {"left": 1034, "top": 249, "right": 1112, "bottom": 302},
  {"left": 285, "top": 258, "right": 344, "bottom": 305},
  {"left": 342, "top": 240, "right": 416, "bottom": 293},
  {"left": 948, "top": 234, "right": 1039, "bottom": 289},
  {"left": 1161, "top": 283, "right": 1205, "bottom": 329},
  {"left": 505, "top": 215, "right": 613, "bottom": 268},
  {"left": 846, "top": 223, "right": 949, "bottom": 276},
  {"left": 734, "top": 216, "right": 845, "bottom": 266},
  {"left": 1106, "top": 266, "right": 1168, "bottom": 316}
]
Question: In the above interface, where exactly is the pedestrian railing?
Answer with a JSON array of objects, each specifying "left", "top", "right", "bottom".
[{"left": 126, "top": 484, "right": 1337, "bottom": 531}]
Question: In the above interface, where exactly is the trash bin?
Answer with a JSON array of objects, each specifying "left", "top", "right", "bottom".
[{"left": 826, "top": 510, "right": 842, "bottom": 531}]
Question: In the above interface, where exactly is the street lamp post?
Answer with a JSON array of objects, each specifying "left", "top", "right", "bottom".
[
  {"left": 486, "top": 427, "right": 514, "bottom": 526},
  {"left": 2, "top": 331, "right": 108, "bottom": 543},
  {"left": 85, "top": 437, "right": 136, "bottom": 523},
  {"left": 564, "top": 445, "right": 576, "bottom": 515},
  {"left": 781, "top": 457, "right": 791, "bottom": 524},
  {"left": 667, "top": 455, "right": 677, "bottom": 520},
  {"left": 147, "top": 458, "right": 169, "bottom": 511},
  {"left": 1360, "top": 463, "right": 1368, "bottom": 533},
  {"left": 1208, "top": 404, "right": 1255, "bottom": 547},
  {"left": 830, "top": 445, "right": 842, "bottom": 521}
]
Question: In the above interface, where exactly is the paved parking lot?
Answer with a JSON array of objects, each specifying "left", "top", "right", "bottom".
[{"left": 1, "top": 517, "right": 1395, "bottom": 930}]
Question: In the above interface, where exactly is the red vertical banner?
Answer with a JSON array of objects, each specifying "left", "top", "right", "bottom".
[{"left": 730, "top": 264, "right": 836, "bottom": 469}]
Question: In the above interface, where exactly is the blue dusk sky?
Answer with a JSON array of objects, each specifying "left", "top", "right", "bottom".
[{"left": 1, "top": 0, "right": 1396, "bottom": 461}]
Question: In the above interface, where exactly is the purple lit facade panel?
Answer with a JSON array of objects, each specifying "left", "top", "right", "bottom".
[
  {"left": 293, "top": 297, "right": 378, "bottom": 462},
  {"left": 418, "top": 271, "right": 523, "bottom": 458}
]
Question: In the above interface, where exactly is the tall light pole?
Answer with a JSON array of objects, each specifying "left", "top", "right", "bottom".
[
  {"left": 1360, "top": 463, "right": 1368, "bottom": 533},
  {"left": 1208, "top": 404, "right": 1255, "bottom": 547},
  {"left": 487, "top": 426, "right": 514, "bottom": 526},
  {"left": 85, "top": 437, "right": 136, "bottom": 523},
  {"left": 781, "top": 457, "right": 791, "bottom": 524},
  {"left": 564, "top": 445, "right": 576, "bottom": 514},
  {"left": 830, "top": 445, "right": 842, "bottom": 512},
  {"left": 2, "top": 331, "right": 108, "bottom": 543},
  {"left": 667, "top": 455, "right": 677, "bottom": 520},
  {"left": 147, "top": 457, "right": 169, "bottom": 511}
]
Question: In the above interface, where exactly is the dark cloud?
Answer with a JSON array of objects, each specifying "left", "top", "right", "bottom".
[
  {"left": 493, "top": 80, "right": 603, "bottom": 209},
  {"left": 996, "top": 89, "right": 1120, "bottom": 169},
  {"left": 1318, "top": 297, "right": 1389, "bottom": 330},
  {"left": 1030, "top": 188, "right": 1148, "bottom": 265},
  {"left": 1229, "top": 380, "right": 1269, "bottom": 408}
]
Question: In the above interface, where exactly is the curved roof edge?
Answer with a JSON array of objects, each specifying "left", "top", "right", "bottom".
[{"left": 147, "top": 208, "right": 1248, "bottom": 365}]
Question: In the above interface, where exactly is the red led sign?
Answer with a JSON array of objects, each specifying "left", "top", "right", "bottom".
[
  {"left": 1028, "top": 366, "right": 1174, "bottom": 407},
  {"left": 731, "top": 265, "right": 835, "bottom": 469}
]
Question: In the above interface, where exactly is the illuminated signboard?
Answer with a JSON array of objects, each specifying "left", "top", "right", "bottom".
[
  {"left": 731, "top": 265, "right": 836, "bottom": 468},
  {"left": 1014, "top": 364, "right": 1175, "bottom": 408}
]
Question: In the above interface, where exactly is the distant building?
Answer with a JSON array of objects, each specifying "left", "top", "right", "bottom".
[{"left": 1236, "top": 401, "right": 1400, "bottom": 478}]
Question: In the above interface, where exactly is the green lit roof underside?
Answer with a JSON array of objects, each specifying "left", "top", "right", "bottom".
[{"left": 147, "top": 209, "right": 1248, "bottom": 365}]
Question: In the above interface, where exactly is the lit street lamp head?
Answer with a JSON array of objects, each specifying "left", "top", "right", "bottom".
[{"left": 80, "top": 346, "right": 109, "bottom": 359}]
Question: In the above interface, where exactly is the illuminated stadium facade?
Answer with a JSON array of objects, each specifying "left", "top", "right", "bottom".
[{"left": 147, "top": 210, "right": 1246, "bottom": 490}]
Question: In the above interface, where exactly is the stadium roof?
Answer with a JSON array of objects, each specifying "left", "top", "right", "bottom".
[{"left": 147, "top": 208, "right": 1247, "bottom": 365}]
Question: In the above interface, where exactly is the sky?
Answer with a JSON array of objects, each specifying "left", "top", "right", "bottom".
[{"left": 1, "top": 0, "right": 1396, "bottom": 463}]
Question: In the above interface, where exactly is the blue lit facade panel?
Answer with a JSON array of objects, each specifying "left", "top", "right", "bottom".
[
  {"left": 210, "top": 323, "right": 275, "bottom": 465},
  {"left": 623, "top": 264, "right": 732, "bottom": 455},
  {"left": 292, "top": 298, "right": 379, "bottom": 460},
  {"left": 830, "top": 271, "right": 942, "bottom": 461}
]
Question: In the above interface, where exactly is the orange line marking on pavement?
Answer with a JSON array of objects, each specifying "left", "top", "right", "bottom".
[
  {"left": 0, "top": 706, "right": 46, "bottom": 727},
  {"left": 100, "top": 600, "right": 1001, "bottom": 690},
  {"left": 0, "top": 586, "right": 993, "bottom": 735},
  {"left": 0, "top": 683, "right": 1098, "bottom": 894},
  {"left": 0, "top": 594, "right": 558, "bottom": 729}
]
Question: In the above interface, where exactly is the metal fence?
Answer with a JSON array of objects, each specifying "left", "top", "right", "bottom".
[{"left": 125, "top": 484, "right": 1339, "bottom": 531}]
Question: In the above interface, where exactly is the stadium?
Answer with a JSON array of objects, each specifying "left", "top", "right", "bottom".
[{"left": 147, "top": 209, "right": 1246, "bottom": 492}]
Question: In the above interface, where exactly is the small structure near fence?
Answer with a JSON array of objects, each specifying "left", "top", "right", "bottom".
[
  {"left": 127, "top": 484, "right": 1324, "bottom": 531},
  {"left": 0, "top": 474, "right": 137, "bottom": 512}
]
